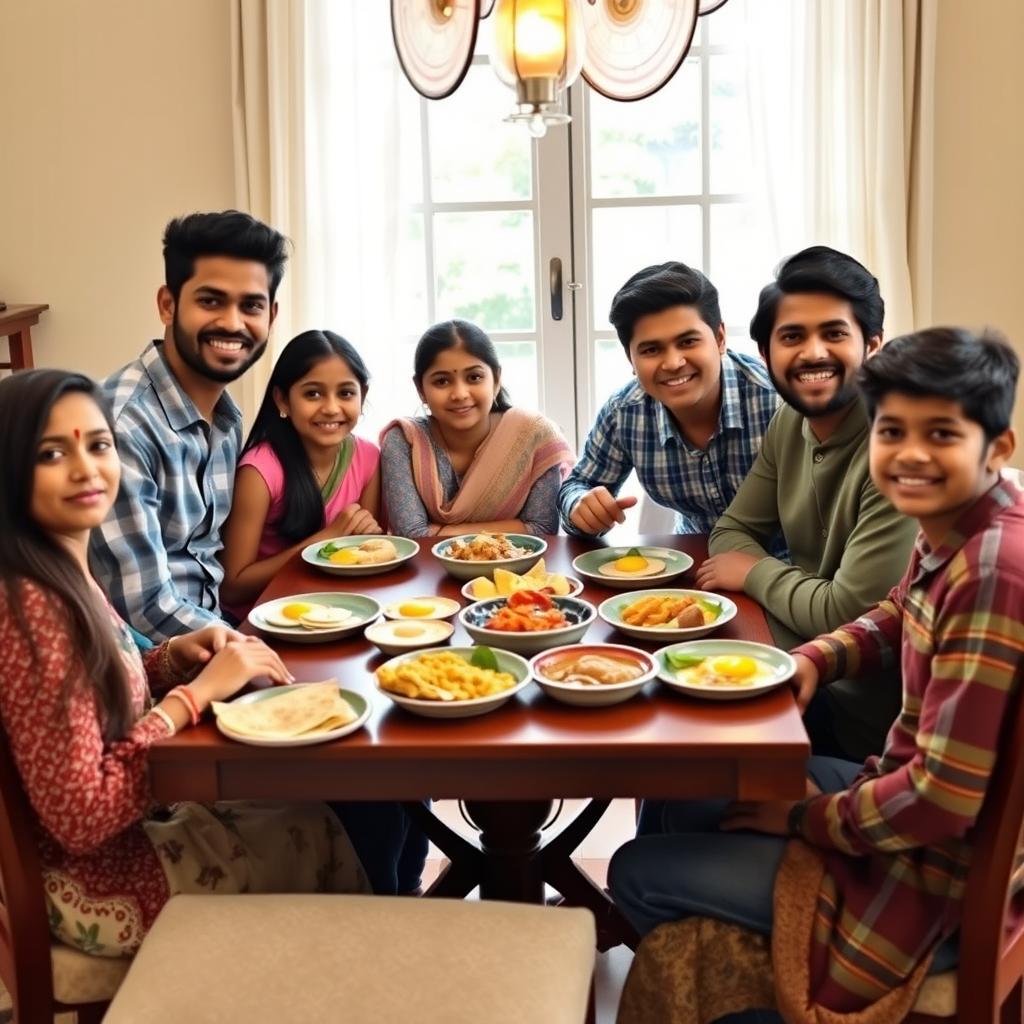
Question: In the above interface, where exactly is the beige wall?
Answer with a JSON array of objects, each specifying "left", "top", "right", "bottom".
[
  {"left": 933, "top": 0, "right": 1024, "bottom": 444},
  {"left": 0, "top": 0, "right": 235, "bottom": 381}
]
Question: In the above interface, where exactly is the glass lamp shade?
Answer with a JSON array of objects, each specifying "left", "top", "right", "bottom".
[{"left": 491, "top": 0, "right": 584, "bottom": 96}]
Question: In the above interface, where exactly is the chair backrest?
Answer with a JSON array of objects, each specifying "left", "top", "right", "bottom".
[
  {"left": 0, "top": 724, "right": 57, "bottom": 1021},
  {"left": 956, "top": 680, "right": 1024, "bottom": 1021}
]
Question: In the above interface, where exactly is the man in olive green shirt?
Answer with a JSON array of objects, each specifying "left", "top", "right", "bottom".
[{"left": 696, "top": 247, "right": 917, "bottom": 760}]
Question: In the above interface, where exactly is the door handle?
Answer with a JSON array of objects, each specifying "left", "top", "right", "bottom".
[{"left": 550, "top": 256, "right": 564, "bottom": 321}]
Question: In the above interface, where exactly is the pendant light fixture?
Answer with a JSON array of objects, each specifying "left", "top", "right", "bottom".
[{"left": 391, "top": 0, "right": 729, "bottom": 133}]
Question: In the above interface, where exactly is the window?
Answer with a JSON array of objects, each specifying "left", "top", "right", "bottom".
[{"left": 364, "top": 0, "right": 774, "bottom": 448}]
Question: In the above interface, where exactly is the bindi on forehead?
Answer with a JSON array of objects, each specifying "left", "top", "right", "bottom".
[{"left": 73, "top": 428, "right": 81, "bottom": 440}]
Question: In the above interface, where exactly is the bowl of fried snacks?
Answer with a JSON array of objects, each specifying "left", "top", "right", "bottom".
[
  {"left": 431, "top": 532, "right": 547, "bottom": 581},
  {"left": 374, "top": 646, "right": 531, "bottom": 718},
  {"left": 212, "top": 681, "right": 370, "bottom": 746},
  {"left": 530, "top": 644, "right": 657, "bottom": 706},
  {"left": 598, "top": 589, "right": 737, "bottom": 641},
  {"left": 302, "top": 534, "right": 419, "bottom": 577},
  {"left": 459, "top": 592, "right": 596, "bottom": 655}
]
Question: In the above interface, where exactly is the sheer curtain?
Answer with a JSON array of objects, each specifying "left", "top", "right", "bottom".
[
  {"left": 745, "top": 0, "right": 937, "bottom": 336},
  {"left": 231, "top": 0, "right": 422, "bottom": 431}
]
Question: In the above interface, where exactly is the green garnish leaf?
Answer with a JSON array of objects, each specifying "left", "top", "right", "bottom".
[
  {"left": 697, "top": 599, "right": 721, "bottom": 620},
  {"left": 626, "top": 547, "right": 642, "bottom": 558},
  {"left": 471, "top": 646, "right": 499, "bottom": 671},
  {"left": 665, "top": 651, "right": 706, "bottom": 670},
  {"left": 318, "top": 541, "right": 341, "bottom": 558}
]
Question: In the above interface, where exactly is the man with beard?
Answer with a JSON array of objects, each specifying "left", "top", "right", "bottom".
[
  {"left": 91, "top": 211, "right": 287, "bottom": 640},
  {"left": 695, "top": 246, "right": 917, "bottom": 761}
]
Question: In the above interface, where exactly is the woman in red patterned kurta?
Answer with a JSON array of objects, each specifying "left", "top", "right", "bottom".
[{"left": 0, "top": 370, "right": 368, "bottom": 957}]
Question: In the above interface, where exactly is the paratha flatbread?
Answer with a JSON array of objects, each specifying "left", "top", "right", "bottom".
[{"left": 212, "top": 681, "right": 356, "bottom": 739}]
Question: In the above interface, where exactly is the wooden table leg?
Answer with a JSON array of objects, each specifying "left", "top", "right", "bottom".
[
  {"left": 7, "top": 328, "right": 34, "bottom": 370},
  {"left": 464, "top": 800, "right": 551, "bottom": 902}
]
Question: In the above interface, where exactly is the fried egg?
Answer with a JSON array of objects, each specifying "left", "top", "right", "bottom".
[
  {"left": 263, "top": 601, "right": 318, "bottom": 628},
  {"left": 676, "top": 654, "right": 777, "bottom": 689},
  {"left": 597, "top": 555, "right": 667, "bottom": 579},
  {"left": 328, "top": 548, "right": 361, "bottom": 565},
  {"left": 384, "top": 597, "right": 459, "bottom": 621},
  {"left": 299, "top": 606, "right": 354, "bottom": 630}
]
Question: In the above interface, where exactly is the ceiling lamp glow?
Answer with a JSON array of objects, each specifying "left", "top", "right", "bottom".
[
  {"left": 491, "top": 0, "right": 584, "bottom": 136},
  {"left": 391, "top": 0, "right": 729, "bottom": 132}
]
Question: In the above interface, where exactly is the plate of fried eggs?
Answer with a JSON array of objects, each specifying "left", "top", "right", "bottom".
[
  {"left": 572, "top": 546, "right": 693, "bottom": 590},
  {"left": 301, "top": 535, "right": 420, "bottom": 577},
  {"left": 654, "top": 640, "right": 796, "bottom": 701},
  {"left": 248, "top": 592, "right": 382, "bottom": 644},
  {"left": 381, "top": 596, "right": 461, "bottom": 621}
]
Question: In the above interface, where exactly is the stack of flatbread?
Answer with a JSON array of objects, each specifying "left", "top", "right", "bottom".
[{"left": 212, "top": 681, "right": 357, "bottom": 740}]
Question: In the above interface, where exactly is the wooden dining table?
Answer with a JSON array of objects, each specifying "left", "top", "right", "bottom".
[{"left": 147, "top": 534, "right": 809, "bottom": 947}]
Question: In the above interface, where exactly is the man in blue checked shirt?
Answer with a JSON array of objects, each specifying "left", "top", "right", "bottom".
[
  {"left": 558, "top": 262, "right": 778, "bottom": 537},
  {"left": 90, "top": 211, "right": 287, "bottom": 641}
]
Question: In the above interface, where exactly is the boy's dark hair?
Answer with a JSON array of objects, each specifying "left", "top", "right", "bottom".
[
  {"left": 749, "top": 245, "right": 884, "bottom": 354},
  {"left": 858, "top": 327, "right": 1020, "bottom": 441},
  {"left": 609, "top": 262, "right": 723, "bottom": 353},
  {"left": 163, "top": 210, "right": 289, "bottom": 302}
]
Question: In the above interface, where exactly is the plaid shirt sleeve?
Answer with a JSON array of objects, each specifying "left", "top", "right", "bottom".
[
  {"left": 798, "top": 570, "right": 1024, "bottom": 855},
  {"left": 793, "top": 582, "right": 905, "bottom": 685},
  {"left": 90, "top": 429, "right": 221, "bottom": 640},
  {"left": 558, "top": 399, "right": 633, "bottom": 537}
]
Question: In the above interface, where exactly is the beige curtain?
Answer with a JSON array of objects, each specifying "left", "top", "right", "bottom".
[
  {"left": 229, "top": 1, "right": 417, "bottom": 430},
  {"left": 747, "top": 0, "right": 937, "bottom": 336}
]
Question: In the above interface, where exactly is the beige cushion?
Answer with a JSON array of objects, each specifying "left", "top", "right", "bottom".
[
  {"left": 51, "top": 943, "right": 131, "bottom": 1004},
  {"left": 911, "top": 969, "right": 957, "bottom": 1017},
  {"left": 104, "top": 894, "right": 595, "bottom": 1023}
]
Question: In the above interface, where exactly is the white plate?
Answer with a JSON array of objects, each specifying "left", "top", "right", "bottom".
[
  {"left": 460, "top": 576, "right": 585, "bottom": 602},
  {"left": 248, "top": 592, "right": 382, "bottom": 644},
  {"left": 364, "top": 619, "right": 455, "bottom": 656},
  {"left": 598, "top": 589, "right": 737, "bottom": 641},
  {"left": 301, "top": 535, "right": 419, "bottom": 577},
  {"left": 375, "top": 647, "right": 531, "bottom": 718},
  {"left": 214, "top": 685, "right": 370, "bottom": 746},
  {"left": 571, "top": 546, "right": 694, "bottom": 590},
  {"left": 382, "top": 596, "right": 461, "bottom": 621},
  {"left": 654, "top": 640, "right": 796, "bottom": 701}
]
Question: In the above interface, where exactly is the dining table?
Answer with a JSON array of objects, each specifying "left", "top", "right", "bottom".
[{"left": 146, "top": 534, "right": 810, "bottom": 949}]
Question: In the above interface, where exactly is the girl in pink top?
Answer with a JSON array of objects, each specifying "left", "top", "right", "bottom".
[{"left": 221, "top": 331, "right": 381, "bottom": 616}]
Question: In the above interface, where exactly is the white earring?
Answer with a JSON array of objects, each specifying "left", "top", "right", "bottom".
[{"left": 279, "top": 410, "right": 288, "bottom": 419}]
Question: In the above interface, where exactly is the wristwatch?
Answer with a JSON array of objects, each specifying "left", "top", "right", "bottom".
[{"left": 787, "top": 800, "right": 808, "bottom": 837}]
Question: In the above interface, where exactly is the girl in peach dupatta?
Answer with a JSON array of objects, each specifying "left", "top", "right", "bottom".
[{"left": 380, "top": 320, "right": 574, "bottom": 539}]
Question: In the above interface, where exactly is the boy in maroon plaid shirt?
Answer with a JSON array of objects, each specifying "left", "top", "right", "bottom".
[{"left": 611, "top": 327, "right": 1024, "bottom": 1014}]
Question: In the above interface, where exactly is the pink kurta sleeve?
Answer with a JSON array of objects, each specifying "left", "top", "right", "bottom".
[{"left": 0, "top": 581, "right": 170, "bottom": 856}]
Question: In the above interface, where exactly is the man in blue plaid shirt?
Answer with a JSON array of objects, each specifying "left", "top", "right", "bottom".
[
  {"left": 558, "top": 262, "right": 778, "bottom": 536},
  {"left": 90, "top": 211, "right": 287, "bottom": 641}
]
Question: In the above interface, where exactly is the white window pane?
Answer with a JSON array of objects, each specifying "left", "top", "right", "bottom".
[
  {"left": 494, "top": 339, "right": 540, "bottom": 412},
  {"left": 434, "top": 211, "right": 536, "bottom": 331},
  {"left": 590, "top": 205, "right": 703, "bottom": 328},
  {"left": 594, "top": 336, "right": 631, "bottom": 407},
  {"left": 428, "top": 65, "right": 532, "bottom": 202},
  {"left": 709, "top": 202, "right": 773, "bottom": 351},
  {"left": 709, "top": 54, "right": 751, "bottom": 194},
  {"left": 708, "top": 0, "right": 749, "bottom": 46},
  {"left": 397, "top": 213, "right": 430, "bottom": 333},
  {"left": 588, "top": 60, "right": 701, "bottom": 199}
]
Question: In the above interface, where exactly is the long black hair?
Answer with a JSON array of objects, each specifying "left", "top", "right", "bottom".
[
  {"left": 243, "top": 330, "right": 371, "bottom": 543},
  {"left": 0, "top": 370, "right": 132, "bottom": 741},
  {"left": 413, "top": 320, "right": 512, "bottom": 412}
]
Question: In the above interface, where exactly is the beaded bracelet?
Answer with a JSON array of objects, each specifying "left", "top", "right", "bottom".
[
  {"left": 165, "top": 686, "right": 200, "bottom": 727},
  {"left": 150, "top": 705, "right": 177, "bottom": 735}
]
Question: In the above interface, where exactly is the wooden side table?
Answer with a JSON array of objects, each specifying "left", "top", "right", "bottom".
[{"left": 0, "top": 304, "right": 49, "bottom": 371}]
